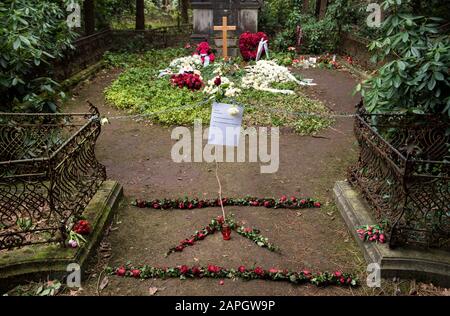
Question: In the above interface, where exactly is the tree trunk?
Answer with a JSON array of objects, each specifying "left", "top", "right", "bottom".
[
  {"left": 136, "top": 0, "right": 145, "bottom": 30},
  {"left": 303, "top": 0, "right": 309, "bottom": 12},
  {"left": 84, "top": 0, "right": 95, "bottom": 35},
  {"left": 181, "top": 0, "right": 189, "bottom": 24},
  {"left": 317, "top": 0, "right": 328, "bottom": 20}
]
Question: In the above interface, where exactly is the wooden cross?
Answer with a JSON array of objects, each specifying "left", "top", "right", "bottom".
[{"left": 213, "top": 16, "right": 236, "bottom": 60}]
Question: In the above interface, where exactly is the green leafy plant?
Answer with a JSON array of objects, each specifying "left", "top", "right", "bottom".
[
  {"left": 0, "top": 0, "right": 76, "bottom": 113},
  {"left": 16, "top": 217, "right": 32, "bottom": 231},
  {"left": 357, "top": 0, "right": 450, "bottom": 116},
  {"left": 35, "top": 280, "right": 62, "bottom": 296}
]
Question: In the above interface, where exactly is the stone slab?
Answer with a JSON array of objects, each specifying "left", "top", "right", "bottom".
[
  {"left": 0, "top": 180, "right": 123, "bottom": 292},
  {"left": 334, "top": 180, "right": 450, "bottom": 287}
]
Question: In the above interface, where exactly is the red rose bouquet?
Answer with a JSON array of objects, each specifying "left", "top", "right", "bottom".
[
  {"left": 170, "top": 73, "right": 203, "bottom": 91},
  {"left": 193, "top": 41, "right": 215, "bottom": 64},
  {"left": 239, "top": 32, "right": 268, "bottom": 61},
  {"left": 73, "top": 220, "right": 91, "bottom": 235}
]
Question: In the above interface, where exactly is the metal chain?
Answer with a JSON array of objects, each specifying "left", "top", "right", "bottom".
[{"left": 103, "top": 98, "right": 356, "bottom": 121}]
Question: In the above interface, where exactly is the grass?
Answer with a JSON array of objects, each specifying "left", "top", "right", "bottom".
[{"left": 103, "top": 48, "right": 333, "bottom": 135}]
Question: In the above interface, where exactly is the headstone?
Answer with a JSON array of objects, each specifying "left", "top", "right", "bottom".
[{"left": 191, "top": 0, "right": 262, "bottom": 57}]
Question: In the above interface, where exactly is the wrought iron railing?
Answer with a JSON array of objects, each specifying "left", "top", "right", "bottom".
[
  {"left": 349, "top": 105, "right": 450, "bottom": 249},
  {"left": 0, "top": 104, "right": 106, "bottom": 250}
]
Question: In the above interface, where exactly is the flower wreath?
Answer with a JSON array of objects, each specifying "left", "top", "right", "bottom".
[
  {"left": 239, "top": 32, "right": 269, "bottom": 61},
  {"left": 193, "top": 41, "right": 215, "bottom": 64}
]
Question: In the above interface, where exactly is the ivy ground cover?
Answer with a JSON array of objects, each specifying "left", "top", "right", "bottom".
[{"left": 103, "top": 48, "right": 333, "bottom": 135}]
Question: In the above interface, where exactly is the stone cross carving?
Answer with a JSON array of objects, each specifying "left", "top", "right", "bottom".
[{"left": 213, "top": 16, "right": 236, "bottom": 60}]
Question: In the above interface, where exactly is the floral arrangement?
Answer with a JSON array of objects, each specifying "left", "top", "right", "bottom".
[
  {"left": 239, "top": 32, "right": 268, "bottom": 61},
  {"left": 169, "top": 55, "right": 203, "bottom": 73},
  {"left": 108, "top": 263, "right": 358, "bottom": 287},
  {"left": 131, "top": 195, "right": 321, "bottom": 210},
  {"left": 193, "top": 41, "right": 215, "bottom": 65},
  {"left": 356, "top": 224, "right": 386, "bottom": 244},
  {"left": 203, "top": 75, "right": 241, "bottom": 100},
  {"left": 165, "top": 214, "right": 278, "bottom": 256},
  {"left": 241, "top": 60, "right": 306, "bottom": 94},
  {"left": 170, "top": 73, "right": 203, "bottom": 91},
  {"left": 67, "top": 230, "right": 86, "bottom": 248},
  {"left": 317, "top": 53, "right": 341, "bottom": 69},
  {"left": 66, "top": 219, "right": 91, "bottom": 248},
  {"left": 72, "top": 220, "right": 91, "bottom": 235},
  {"left": 292, "top": 56, "right": 317, "bottom": 69}
]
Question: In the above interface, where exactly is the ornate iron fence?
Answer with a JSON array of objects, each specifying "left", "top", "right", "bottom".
[
  {"left": 0, "top": 104, "right": 106, "bottom": 250},
  {"left": 349, "top": 106, "right": 450, "bottom": 249}
]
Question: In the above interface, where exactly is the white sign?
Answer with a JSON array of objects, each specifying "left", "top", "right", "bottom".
[{"left": 208, "top": 102, "right": 244, "bottom": 147}]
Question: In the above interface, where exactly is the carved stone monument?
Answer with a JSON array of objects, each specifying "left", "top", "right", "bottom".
[{"left": 191, "top": 0, "right": 262, "bottom": 56}]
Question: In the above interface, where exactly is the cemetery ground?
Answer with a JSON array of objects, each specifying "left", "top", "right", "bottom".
[{"left": 50, "top": 65, "right": 437, "bottom": 296}]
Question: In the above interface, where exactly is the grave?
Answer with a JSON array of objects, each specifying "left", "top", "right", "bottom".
[{"left": 191, "top": 0, "right": 262, "bottom": 56}]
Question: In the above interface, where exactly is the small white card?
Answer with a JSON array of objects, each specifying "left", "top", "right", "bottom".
[{"left": 208, "top": 102, "right": 243, "bottom": 147}]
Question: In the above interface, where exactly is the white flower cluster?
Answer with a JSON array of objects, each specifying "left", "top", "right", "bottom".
[
  {"left": 204, "top": 76, "right": 241, "bottom": 98},
  {"left": 293, "top": 58, "right": 317, "bottom": 69},
  {"left": 169, "top": 55, "right": 203, "bottom": 73},
  {"left": 241, "top": 60, "right": 302, "bottom": 94}
]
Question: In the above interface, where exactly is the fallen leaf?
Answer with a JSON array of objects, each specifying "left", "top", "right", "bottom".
[
  {"left": 194, "top": 257, "right": 199, "bottom": 262},
  {"left": 99, "top": 277, "right": 109, "bottom": 290},
  {"left": 148, "top": 287, "right": 158, "bottom": 296}
]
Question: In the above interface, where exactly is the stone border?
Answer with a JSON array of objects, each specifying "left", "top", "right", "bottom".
[
  {"left": 0, "top": 180, "right": 123, "bottom": 292},
  {"left": 334, "top": 180, "right": 450, "bottom": 287}
]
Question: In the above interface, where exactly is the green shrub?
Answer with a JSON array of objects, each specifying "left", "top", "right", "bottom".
[
  {"left": 0, "top": 0, "right": 76, "bottom": 112},
  {"left": 358, "top": 0, "right": 450, "bottom": 117}
]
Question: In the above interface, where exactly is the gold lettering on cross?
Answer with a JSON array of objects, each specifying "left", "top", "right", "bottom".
[{"left": 213, "top": 16, "right": 236, "bottom": 60}]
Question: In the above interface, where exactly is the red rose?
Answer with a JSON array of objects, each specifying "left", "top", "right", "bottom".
[
  {"left": 198, "top": 201, "right": 204, "bottom": 208},
  {"left": 73, "top": 220, "right": 91, "bottom": 235},
  {"left": 217, "top": 216, "right": 224, "bottom": 224},
  {"left": 131, "top": 269, "right": 141, "bottom": 278},
  {"left": 191, "top": 266, "right": 201, "bottom": 276},
  {"left": 269, "top": 268, "right": 279, "bottom": 274},
  {"left": 290, "top": 196, "right": 297, "bottom": 202},
  {"left": 300, "top": 199, "right": 306, "bottom": 204},
  {"left": 207, "top": 265, "right": 221, "bottom": 273},
  {"left": 197, "top": 232, "right": 206, "bottom": 240},
  {"left": 214, "top": 76, "right": 221, "bottom": 86},
  {"left": 116, "top": 266, "right": 126, "bottom": 277},
  {"left": 244, "top": 227, "right": 252, "bottom": 233},
  {"left": 175, "top": 245, "right": 184, "bottom": 251},
  {"left": 263, "top": 201, "right": 271, "bottom": 208},
  {"left": 238, "top": 266, "right": 246, "bottom": 273},
  {"left": 250, "top": 201, "right": 259, "bottom": 206},
  {"left": 179, "top": 202, "right": 185, "bottom": 209},
  {"left": 254, "top": 267, "right": 265, "bottom": 276},
  {"left": 188, "top": 203, "right": 194, "bottom": 209},
  {"left": 340, "top": 277, "right": 345, "bottom": 284},
  {"left": 334, "top": 271, "right": 342, "bottom": 277},
  {"left": 136, "top": 200, "right": 146, "bottom": 208},
  {"left": 302, "top": 269, "right": 311, "bottom": 275},
  {"left": 314, "top": 202, "right": 321, "bottom": 208},
  {"left": 188, "top": 238, "right": 195, "bottom": 245},
  {"left": 179, "top": 265, "right": 189, "bottom": 275},
  {"left": 153, "top": 203, "right": 160, "bottom": 209},
  {"left": 280, "top": 195, "right": 287, "bottom": 202}
]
